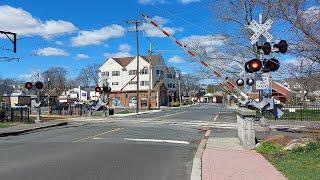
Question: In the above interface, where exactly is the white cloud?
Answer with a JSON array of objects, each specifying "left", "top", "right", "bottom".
[
  {"left": 35, "top": 47, "right": 69, "bottom": 56},
  {"left": 141, "top": 16, "right": 183, "bottom": 37},
  {"left": 71, "top": 24, "right": 125, "bottom": 47},
  {"left": 181, "top": 35, "right": 226, "bottom": 47},
  {"left": 55, "top": 41, "right": 64, "bottom": 46},
  {"left": 168, "top": 55, "right": 184, "bottom": 63},
  {"left": 179, "top": 0, "right": 200, "bottom": 4},
  {"left": 0, "top": 5, "right": 77, "bottom": 38},
  {"left": 76, "top": 53, "right": 90, "bottom": 59},
  {"left": 118, "top": 43, "right": 131, "bottom": 52},
  {"left": 103, "top": 51, "right": 132, "bottom": 58}
]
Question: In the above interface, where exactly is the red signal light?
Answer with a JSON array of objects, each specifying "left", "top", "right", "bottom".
[
  {"left": 245, "top": 59, "right": 262, "bottom": 73},
  {"left": 264, "top": 58, "right": 280, "bottom": 72},
  {"left": 25, "top": 82, "right": 33, "bottom": 90},
  {"left": 95, "top": 86, "right": 101, "bottom": 93}
]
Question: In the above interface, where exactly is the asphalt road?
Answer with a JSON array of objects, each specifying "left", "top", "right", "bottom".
[{"left": 0, "top": 104, "right": 222, "bottom": 180}]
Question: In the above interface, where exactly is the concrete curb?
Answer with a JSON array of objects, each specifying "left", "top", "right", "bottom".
[
  {"left": 0, "top": 121, "right": 68, "bottom": 137},
  {"left": 113, "top": 110, "right": 162, "bottom": 117},
  {"left": 191, "top": 112, "right": 220, "bottom": 180}
]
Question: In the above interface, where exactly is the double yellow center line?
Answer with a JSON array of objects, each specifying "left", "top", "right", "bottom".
[{"left": 73, "top": 128, "right": 124, "bottom": 142}]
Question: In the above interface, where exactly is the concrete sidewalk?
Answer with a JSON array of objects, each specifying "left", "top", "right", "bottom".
[
  {"left": 202, "top": 137, "right": 286, "bottom": 180},
  {"left": 0, "top": 121, "right": 68, "bottom": 137}
]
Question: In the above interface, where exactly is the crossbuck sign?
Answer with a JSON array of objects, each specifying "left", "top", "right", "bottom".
[{"left": 249, "top": 19, "right": 273, "bottom": 44}]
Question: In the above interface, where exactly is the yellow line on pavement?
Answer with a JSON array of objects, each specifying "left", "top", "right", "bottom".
[{"left": 73, "top": 128, "right": 124, "bottom": 142}]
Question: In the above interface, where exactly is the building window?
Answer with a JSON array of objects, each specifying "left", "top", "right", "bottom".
[
  {"left": 156, "top": 70, "right": 160, "bottom": 75},
  {"left": 140, "top": 81, "right": 149, "bottom": 86},
  {"left": 161, "top": 70, "right": 164, "bottom": 75},
  {"left": 141, "top": 68, "right": 148, "bottom": 74},
  {"left": 129, "top": 96, "right": 136, "bottom": 107},
  {"left": 167, "top": 74, "right": 172, "bottom": 78},
  {"left": 101, "top": 71, "right": 109, "bottom": 77},
  {"left": 112, "top": 82, "right": 119, "bottom": 85},
  {"left": 112, "top": 71, "right": 120, "bottom": 76},
  {"left": 129, "top": 70, "right": 136, "bottom": 75},
  {"left": 112, "top": 97, "right": 121, "bottom": 107},
  {"left": 167, "top": 83, "right": 173, "bottom": 88},
  {"left": 173, "top": 84, "right": 176, "bottom": 88},
  {"left": 141, "top": 98, "right": 147, "bottom": 107},
  {"left": 129, "top": 81, "right": 137, "bottom": 85}
]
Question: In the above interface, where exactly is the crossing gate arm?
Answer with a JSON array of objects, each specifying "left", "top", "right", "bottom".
[{"left": 141, "top": 14, "right": 248, "bottom": 100}]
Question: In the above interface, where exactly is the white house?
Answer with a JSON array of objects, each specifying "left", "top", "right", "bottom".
[
  {"left": 59, "top": 86, "right": 88, "bottom": 103},
  {"left": 99, "top": 55, "right": 179, "bottom": 107}
]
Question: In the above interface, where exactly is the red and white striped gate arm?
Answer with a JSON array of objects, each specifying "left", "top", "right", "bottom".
[{"left": 141, "top": 14, "right": 248, "bottom": 99}]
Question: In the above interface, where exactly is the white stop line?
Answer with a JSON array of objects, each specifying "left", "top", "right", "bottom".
[{"left": 124, "top": 138, "right": 189, "bottom": 145}]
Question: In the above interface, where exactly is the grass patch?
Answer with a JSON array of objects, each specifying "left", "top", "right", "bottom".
[
  {"left": 262, "top": 109, "right": 320, "bottom": 121},
  {"left": 117, "top": 110, "right": 132, "bottom": 114},
  {"left": 0, "top": 123, "right": 15, "bottom": 128},
  {"left": 258, "top": 141, "right": 320, "bottom": 180}
]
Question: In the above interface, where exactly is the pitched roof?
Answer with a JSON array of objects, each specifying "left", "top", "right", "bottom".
[
  {"left": 110, "top": 55, "right": 162, "bottom": 67},
  {"left": 112, "top": 57, "right": 134, "bottom": 67}
]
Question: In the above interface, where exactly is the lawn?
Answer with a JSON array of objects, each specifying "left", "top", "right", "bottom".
[
  {"left": 0, "top": 123, "right": 15, "bottom": 128},
  {"left": 262, "top": 109, "right": 320, "bottom": 121},
  {"left": 257, "top": 142, "right": 320, "bottom": 180}
]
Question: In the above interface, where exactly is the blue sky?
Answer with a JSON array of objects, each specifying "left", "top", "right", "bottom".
[
  {"left": 0, "top": 0, "right": 217, "bottom": 80},
  {"left": 0, "top": 0, "right": 310, "bottom": 83}
]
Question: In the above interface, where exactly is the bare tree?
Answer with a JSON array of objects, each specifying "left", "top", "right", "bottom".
[
  {"left": 77, "top": 67, "right": 91, "bottom": 87},
  {"left": 42, "top": 67, "right": 67, "bottom": 95},
  {"left": 275, "top": 0, "right": 320, "bottom": 63},
  {"left": 280, "top": 58, "right": 320, "bottom": 102},
  {"left": 88, "top": 63, "right": 100, "bottom": 86}
]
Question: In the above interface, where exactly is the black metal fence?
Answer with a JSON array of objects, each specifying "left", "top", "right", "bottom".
[
  {"left": 1, "top": 107, "right": 30, "bottom": 123},
  {"left": 262, "top": 104, "right": 320, "bottom": 121},
  {"left": 50, "top": 105, "right": 89, "bottom": 116}
]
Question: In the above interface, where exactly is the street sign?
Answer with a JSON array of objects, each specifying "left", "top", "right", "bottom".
[
  {"left": 256, "top": 73, "right": 270, "bottom": 90},
  {"left": 249, "top": 19, "right": 273, "bottom": 44}
]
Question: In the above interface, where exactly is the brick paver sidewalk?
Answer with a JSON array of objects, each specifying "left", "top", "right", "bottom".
[{"left": 202, "top": 137, "right": 286, "bottom": 180}]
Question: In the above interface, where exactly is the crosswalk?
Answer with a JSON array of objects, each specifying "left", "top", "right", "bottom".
[
  {"left": 72, "top": 117, "right": 239, "bottom": 129},
  {"left": 72, "top": 117, "right": 307, "bottom": 131}
]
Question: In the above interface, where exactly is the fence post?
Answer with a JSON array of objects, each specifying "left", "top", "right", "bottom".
[
  {"left": 300, "top": 102, "right": 302, "bottom": 122},
  {"left": 10, "top": 108, "right": 13, "bottom": 121},
  {"left": 20, "top": 108, "right": 23, "bottom": 122},
  {"left": 27, "top": 107, "right": 30, "bottom": 123}
]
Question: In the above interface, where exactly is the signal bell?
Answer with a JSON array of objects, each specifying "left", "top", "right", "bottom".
[
  {"left": 236, "top": 79, "right": 244, "bottom": 86},
  {"left": 246, "top": 79, "right": 255, "bottom": 86},
  {"left": 245, "top": 59, "right": 262, "bottom": 73}
]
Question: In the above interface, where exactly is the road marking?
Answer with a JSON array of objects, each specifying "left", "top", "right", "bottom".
[
  {"left": 124, "top": 138, "right": 189, "bottom": 144},
  {"left": 73, "top": 128, "right": 124, "bottom": 142}
]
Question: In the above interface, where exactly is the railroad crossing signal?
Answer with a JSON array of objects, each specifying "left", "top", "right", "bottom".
[
  {"left": 25, "top": 82, "right": 33, "bottom": 90},
  {"left": 25, "top": 81, "right": 43, "bottom": 90},
  {"left": 249, "top": 19, "right": 273, "bottom": 44}
]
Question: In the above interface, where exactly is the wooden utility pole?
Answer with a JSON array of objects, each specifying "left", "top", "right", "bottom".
[{"left": 126, "top": 20, "right": 143, "bottom": 113}]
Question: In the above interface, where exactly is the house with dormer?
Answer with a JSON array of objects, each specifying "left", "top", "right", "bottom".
[{"left": 98, "top": 55, "right": 178, "bottom": 108}]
